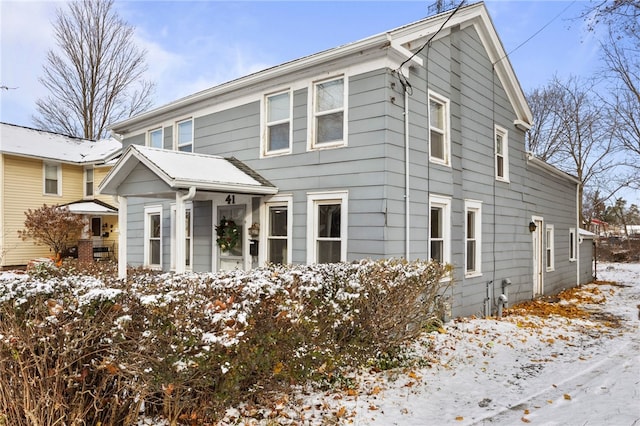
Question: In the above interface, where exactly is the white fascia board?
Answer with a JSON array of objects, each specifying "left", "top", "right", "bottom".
[
  {"left": 172, "top": 179, "right": 278, "bottom": 195},
  {"left": 98, "top": 146, "right": 147, "bottom": 195},
  {"left": 526, "top": 152, "right": 581, "bottom": 185}
]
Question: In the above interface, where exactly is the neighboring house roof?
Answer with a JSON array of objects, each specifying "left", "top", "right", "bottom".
[
  {"left": 0, "top": 122, "right": 122, "bottom": 164},
  {"left": 61, "top": 199, "right": 119, "bottom": 216},
  {"left": 111, "top": 1, "right": 532, "bottom": 135},
  {"left": 99, "top": 145, "right": 278, "bottom": 196}
]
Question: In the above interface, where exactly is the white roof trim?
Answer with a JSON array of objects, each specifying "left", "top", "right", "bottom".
[{"left": 526, "top": 152, "right": 581, "bottom": 185}]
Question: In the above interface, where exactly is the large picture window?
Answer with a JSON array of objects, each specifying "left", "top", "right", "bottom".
[
  {"left": 144, "top": 206, "right": 162, "bottom": 269},
  {"left": 307, "top": 191, "right": 348, "bottom": 263},
  {"left": 43, "top": 163, "right": 61, "bottom": 195},
  {"left": 429, "top": 91, "right": 450, "bottom": 165},
  {"left": 264, "top": 91, "right": 291, "bottom": 155},
  {"left": 311, "top": 77, "right": 346, "bottom": 149},
  {"left": 429, "top": 195, "right": 451, "bottom": 264}
]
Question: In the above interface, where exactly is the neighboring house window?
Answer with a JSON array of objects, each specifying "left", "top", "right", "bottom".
[
  {"left": 84, "top": 167, "right": 94, "bottom": 198},
  {"left": 148, "top": 128, "right": 163, "bottom": 149},
  {"left": 176, "top": 119, "right": 193, "bottom": 152},
  {"left": 311, "top": 76, "right": 346, "bottom": 149},
  {"left": 495, "top": 125, "right": 509, "bottom": 181},
  {"left": 569, "top": 227, "right": 576, "bottom": 261},
  {"left": 429, "top": 91, "right": 450, "bottom": 165},
  {"left": 307, "top": 191, "right": 348, "bottom": 263},
  {"left": 264, "top": 90, "right": 292, "bottom": 156},
  {"left": 170, "top": 203, "right": 193, "bottom": 270},
  {"left": 465, "top": 200, "right": 482, "bottom": 276},
  {"left": 265, "top": 197, "right": 292, "bottom": 264},
  {"left": 144, "top": 206, "right": 162, "bottom": 269},
  {"left": 43, "top": 163, "right": 61, "bottom": 195},
  {"left": 429, "top": 195, "right": 451, "bottom": 264},
  {"left": 546, "top": 224, "right": 555, "bottom": 271}
]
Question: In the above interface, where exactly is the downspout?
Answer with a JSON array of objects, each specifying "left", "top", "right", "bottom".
[
  {"left": 576, "top": 182, "right": 580, "bottom": 285},
  {"left": 175, "top": 186, "right": 197, "bottom": 274},
  {"left": 404, "top": 86, "right": 411, "bottom": 259}
]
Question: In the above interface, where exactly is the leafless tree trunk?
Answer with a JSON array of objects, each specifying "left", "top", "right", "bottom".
[{"left": 33, "top": 0, "right": 154, "bottom": 140}]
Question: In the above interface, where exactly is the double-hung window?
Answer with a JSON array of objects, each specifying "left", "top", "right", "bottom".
[
  {"left": 265, "top": 197, "right": 292, "bottom": 264},
  {"left": 144, "top": 206, "right": 162, "bottom": 269},
  {"left": 465, "top": 200, "right": 482, "bottom": 276},
  {"left": 264, "top": 91, "right": 292, "bottom": 155},
  {"left": 429, "top": 91, "right": 450, "bottom": 165},
  {"left": 429, "top": 195, "right": 451, "bottom": 264},
  {"left": 495, "top": 125, "right": 509, "bottom": 181},
  {"left": 84, "top": 167, "right": 94, "bottom": 198},
  {"left": 43, "top": 163, "right": 61, "bottom": 195},
  {"left": 176, "top": 119, "right": 193, "bottom": 152},
  {"left": 148, "top": 128, "right": 163, "bottom": 149},
  {"left": 546, "top": 225, "right": 555, "bottom": 271},
  {"left": 307, "top": 191, "right": 348, "bottom": 263},
  {"left": 311, "top": 76, "right": 346, "bottom": 149}
]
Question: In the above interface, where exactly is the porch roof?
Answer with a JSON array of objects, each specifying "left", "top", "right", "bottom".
[
  {"left": 98, "top": 145, "right": 278, "bottom": 197},
  {"left": 61, "top": 199, "right": 119, "bottom": 216}
]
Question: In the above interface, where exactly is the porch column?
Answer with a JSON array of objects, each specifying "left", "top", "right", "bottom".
[
  {"left": 117, "top": 196, "right": 127, "bottom": 280},
  {"left": 175, "top": 191, "right": 186, "bottom": 273}
]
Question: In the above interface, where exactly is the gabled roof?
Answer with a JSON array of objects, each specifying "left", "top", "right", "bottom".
[
  {"left": 99, "top": 145, "right": 278, "bottom": 196},
  {"left": 60, "top": 199, "right": 119, "bottom": 216},
  {"left": 0, "top": 122, "right": 122, "bottom": 164},
  {"left": 111, "top": 2, "right": 532, "bottom": 134}
]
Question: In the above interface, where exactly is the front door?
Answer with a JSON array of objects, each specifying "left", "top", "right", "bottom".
[
  {"left": 532, "top": 217, "right": 544, "bottom": 297},
  {"left": 217, "top": 204, "right": 246, "bottom": 271}
]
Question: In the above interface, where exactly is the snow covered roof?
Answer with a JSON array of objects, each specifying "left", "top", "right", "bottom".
[
  {"left": 99, "top": 145, "right": 277, "bottom": 196},
  {"left": 61, "top": 199, "right": 118, "bottom": 216},
  {"left": 0, "top": 122, "right": 122, "bottom": 164}
]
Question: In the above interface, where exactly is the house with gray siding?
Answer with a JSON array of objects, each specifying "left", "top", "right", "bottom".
[{"left": 100, "top": 2, "right": 586, "bottom": 317}]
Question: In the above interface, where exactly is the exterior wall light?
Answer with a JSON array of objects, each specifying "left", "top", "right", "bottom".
[{"left": 529, "top": 221, "right": 537, "bottom": 232}]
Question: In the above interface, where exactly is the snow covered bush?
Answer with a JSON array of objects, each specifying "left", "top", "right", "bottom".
[{"left": 0, "top": 259, "right": 449, "bottom": 424}]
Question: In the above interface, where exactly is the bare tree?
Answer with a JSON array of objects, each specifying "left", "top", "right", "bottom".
[
  {"left": 34, "top": 0, "right": 154, "bottom": 140},
  {"left": 527, "top": 76, "right": 622, "bottom": 225}
]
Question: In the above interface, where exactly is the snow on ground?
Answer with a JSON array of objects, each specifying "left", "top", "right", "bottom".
[{"left": 225, "top": 262, "right": 640, "bottom": 425}]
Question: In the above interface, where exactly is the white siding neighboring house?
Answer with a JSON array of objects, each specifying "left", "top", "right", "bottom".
[{"left": 100, "top": 3, "right": 584, "bottom": 317}]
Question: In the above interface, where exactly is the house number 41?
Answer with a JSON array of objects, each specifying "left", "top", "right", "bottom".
[{"left": 225, "top": 195, "right": 236, "bottom": 205}]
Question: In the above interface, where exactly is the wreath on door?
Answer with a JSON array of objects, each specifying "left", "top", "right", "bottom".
[{"left": 216, "top": 217, "right": 240, "bottom": 252}]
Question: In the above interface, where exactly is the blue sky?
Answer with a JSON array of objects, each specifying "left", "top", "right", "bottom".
[{"left": 1, "top": 0, "right": 599, "bottom": 128}]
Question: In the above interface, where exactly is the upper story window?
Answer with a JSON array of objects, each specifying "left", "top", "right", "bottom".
[
  {"left": 43, "top": 163, "right": 61, "bottom": 196},
  {"left": 311, "top": 76, "right": 346, "bottom": 149},
  {"left": 263, "top": 90, "right": 292, "bottom": 156},
  {"left": 176, "top": 119, "right": 193, "bottom": 152},
  {"left": 429, "top": 194, "right": 451, "bottom": 265},
  {"left": 148, "top": 128, "right": 163, "bottom": 149},
  {"left": 495, "top": 125, "right": 509, "bottom": 181},
  {"left": 84, "top": 167, "right": 94, "bottom": 198},
  {"left": 429, "top": 91, "right": 450, "bottom": 165}
]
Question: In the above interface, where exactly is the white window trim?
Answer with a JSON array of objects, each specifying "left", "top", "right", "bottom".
[
  {"left": 148, "top": 127, "right": 164, "bottom": 149},
  {"left": 428, "top": 194, "right": 451, "bottom": 265},
  {"left": 175, "top": 118, "right": 194, "bottom": 152},
  {"left": 546, "top": 224, "right": 555, "bottom": 272},
  {"left": 261, "top": 194, "right": 293, "bottom": 265},
  {"left": 495, "top": 124, "right": 510, "bottom": 182},
  {"left": 43, "top": 162, "right": 62, "bottom": 196},
  {"left": 143, "top": 205, "right": 163, "bottom": 270},
  {"left": 464, "top": 199, "right": 482, "bottom": 277},
  {"left": 306, "top": 190, "right": 348, "bottom": 264},
  {"left": 308, "top": 75, "right": 348, "bottom": 151},
  {"left": 170, "top": 202, "right": 193, "bottom": 271},
  {"left": 569, "top": 227, "right": 577, "bottom": 262},
  {"left": 428, "top": 90, "right": 451, "bottom": 166},
  {"left": 261, "top": 89, "right": 293, "bottom": 157},
  {"left": 84, "top": 166, "right": 94, "bottom": 198}
]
